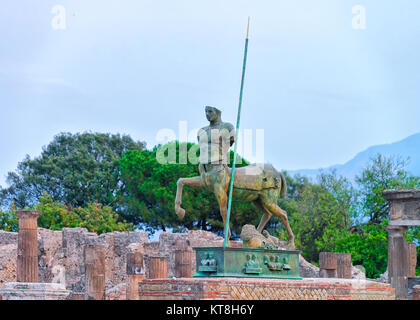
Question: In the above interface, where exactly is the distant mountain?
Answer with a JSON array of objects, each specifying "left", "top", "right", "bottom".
[{"left": 288, "top": 133, "right": 420, "bottom": 181}]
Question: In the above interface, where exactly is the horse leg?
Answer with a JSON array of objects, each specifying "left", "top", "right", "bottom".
[
  {"left": 175, "top": 176, "right": 202, "bottom": 220},
  {"left": 262, "top": 200, "right": 295, "bottom": 249},
  {"left": 215, "top": 188, "right": 231, "bottom": 240},
  {"left": 253, "top": 200, "right": 272, "bottom": 233}
]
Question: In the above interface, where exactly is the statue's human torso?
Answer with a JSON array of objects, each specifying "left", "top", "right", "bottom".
[{"left": 197, "top": 121, "right": 235, "bottom": 165}]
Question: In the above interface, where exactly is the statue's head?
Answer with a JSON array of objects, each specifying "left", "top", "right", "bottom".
[{"left": 205, "top": 106, "right": 221, "bottom": 122}]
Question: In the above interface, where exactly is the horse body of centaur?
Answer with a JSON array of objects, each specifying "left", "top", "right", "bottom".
[{"left": 174, "top": 162, "right": 295, "bottom": 249}]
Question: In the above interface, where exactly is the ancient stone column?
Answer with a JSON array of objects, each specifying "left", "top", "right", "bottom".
[
  {"left": 126, "top": 247, "right": 145, "bottom": 300},
  {"left": 319, "top": 252, "right": 337, "bottom": 278},
  {"left": 84, "top": 244, "right": 105, "bottom": 300},
  {"left": 16, "top": 210, "right": 42, "bottom": 282},
  {"left": 385, "top": 226, "right": 409, "bottom": 299},
  {"left": 336, "top": 253, "right": 352, "bottom": 279},
  {"left": 174, "top": 239, "right": 193, "bottom": 278},
  {"left": 148, "top": 256, "right": 168, "bottom": 279}
]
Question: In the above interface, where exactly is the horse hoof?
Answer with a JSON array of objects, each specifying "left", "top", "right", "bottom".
[{"left": 177, "top": 208, "right": 185, "bottom": 220}]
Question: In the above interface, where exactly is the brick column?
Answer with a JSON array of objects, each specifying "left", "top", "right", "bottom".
[
  {"left": 84, "top": 244, "right": 105, "bottom": 300},
  {"left": 126, "top": 249, "right": 145, "bottom": 300},
  {"left": 16, "top": 210, "right": 42, "bottom": 282},
  {"left": 174, "top": 240, "right": 193, "bottom": 278},
  {"left": 148, "top": 256, "right": 168, "bottom": 279},
  {"left": 385, "top": 226, "right": 408, "bottom": 299}
]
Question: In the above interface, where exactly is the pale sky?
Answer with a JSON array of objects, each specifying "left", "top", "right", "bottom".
[{"left": 1, "top": 0, "right": 419, "bottom": 187}]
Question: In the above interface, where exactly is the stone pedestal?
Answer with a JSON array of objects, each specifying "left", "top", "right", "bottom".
[
  {"left": 194, "top": 247, "right": 301, "bottom": 279},
  {"left": 0, "top": 282, "right": 70, "bottom": 300},
  {"left": 16, "top": 210, "right": 42, "bottom": 283}
]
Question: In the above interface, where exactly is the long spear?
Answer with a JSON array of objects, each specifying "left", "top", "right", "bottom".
[{"left": 223, "top": 17, "right": 250, "bottom": 247}]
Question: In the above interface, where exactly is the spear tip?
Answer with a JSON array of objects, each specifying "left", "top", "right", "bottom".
[{"left": 246, "top": 16, "right": 250, "bottom": 38}]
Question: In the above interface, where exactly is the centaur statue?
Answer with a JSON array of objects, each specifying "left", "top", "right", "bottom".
[{"left": 175, "top": 106, "right": 295, "bottom": 249}]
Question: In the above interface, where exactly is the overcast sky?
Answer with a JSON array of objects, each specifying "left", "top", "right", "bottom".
[{"left": 1, "top": 0, "right": 419, "bottom": 187}]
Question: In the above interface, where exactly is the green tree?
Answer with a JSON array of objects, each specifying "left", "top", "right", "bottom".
[
  {"left": 355, "top": 154, "right": 420, "bottom": 224},
  {"left": 279, "top": 155, "right": 420, "bottom": 277},
  {"left": 0, "top": 132, "right": 144, "bottom": 211},
  {"left": 36, "top": 193, "right": 132, "bottom": 234},
  {"left": 0, "top": 193, "right": 133, "bottom": 234},
  {"left": 275, "top": 171, "right": 354, "bottom": 263},
  {"left": 0, "top": 204, "right": 18, "bottom": 232},
  {"left": 346, "top": 154, "right": 420, "bottom": 277},
  {"left": 334, "top": 223, "right": 389, "bottom": 279}
]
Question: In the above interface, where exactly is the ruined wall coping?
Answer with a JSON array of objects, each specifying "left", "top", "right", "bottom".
[{"left": 383, "top": 189, "right": 420, "bottom": 201}]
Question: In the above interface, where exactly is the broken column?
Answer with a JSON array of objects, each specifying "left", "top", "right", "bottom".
[
  {"left": 84, "top": 244, "right": 105, "bottom": 300},
  {"left": 126, "top": 244, "right": 145, "bottom": 300},
  {"left": 319, "top": 252, "right": 353, "bottom": 279},
  {"left": 383, "top": 189, "right": 420, "bottom": 299},
  {"left": 16, "top": 210, "right": 42, "bottom": 282},
  {"left": 148, "top": 256, "right": 168, "bottom": 279},
  {"left": 336, "top": 253, "right": 352, "bottom": 279},
  {"left": 0, "top": 210, "right": 70, "bottom": 300},
  {"left": 319, "top": 252, "right": 337, "bottom": 278},
  {"left": 174, "top": 239, "right": 193, "bottom": 278},
  {"left": 336, "top": 253, "right": 353, "bottom": 279}
]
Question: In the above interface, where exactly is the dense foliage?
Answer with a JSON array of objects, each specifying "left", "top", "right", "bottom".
[
  {"left": 273, "top": 155, "right": 420, "bottom": 278},
  {"left": 0, "top": 132, "right": 144, "bottom": 210},
  {"left": 0, "top": 193, "right": 132, "bottom": 234},
  {"left": 0, "top": 204, "right": 18, "bottom": 232}
]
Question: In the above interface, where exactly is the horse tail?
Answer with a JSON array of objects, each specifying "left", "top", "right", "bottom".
[
  {"left": 279, "top": 171, "right": 287, "bottom": 198},
  {"left": 267, "top": 163, "right": 287, "bottom": 198}
]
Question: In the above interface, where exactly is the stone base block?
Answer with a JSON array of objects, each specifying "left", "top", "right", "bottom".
[
  {"left": 0, "top": 282, "right": 70, "bottom": 300},
  {"left": 138, "top": 277, "right": 395, "bottom": 300}
]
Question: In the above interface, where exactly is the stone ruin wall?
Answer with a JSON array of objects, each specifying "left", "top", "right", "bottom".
[
  {"left": 0, "top": 227, "right": 366, "bottom": 300},
  {"left": 0, "top": 228, "right": 230, "bottom": 294}
]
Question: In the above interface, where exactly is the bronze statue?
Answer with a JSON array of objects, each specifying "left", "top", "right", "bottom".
[{"left": 174, "top": 106, "right": 295, "bottom": 249}]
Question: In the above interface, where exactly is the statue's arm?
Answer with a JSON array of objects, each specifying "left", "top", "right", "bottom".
[
  {"left": 197, "top": 127, "right": 206, "bottom": 143},
  {"left": 228, "top": 123, "right": 235, "bottom": 146}
]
